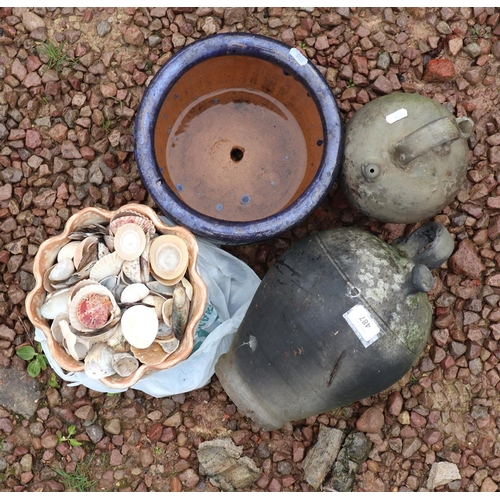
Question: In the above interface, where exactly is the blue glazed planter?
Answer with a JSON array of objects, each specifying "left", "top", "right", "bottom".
[{"left": 134, "top": 33, "right": 343, "bottom": 245}]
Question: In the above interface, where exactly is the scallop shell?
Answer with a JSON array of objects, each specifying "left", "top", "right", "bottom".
[
  {"left": 112, "top": 352, "right": 139, "bottom": 377},
  {"left": 120, "top": 283, "right": 150, "bottom": 304},
  {"left": 68, "top": 283, "right": 121, "bottom": 333},
  {"left": 84, "top": 343, "right": 116, "bottom": 379},
  {"left": 121, "top": 304, "right": 158, "bottom": 349},
  {"left": 89, "top": 251, "right": 124, "bottom": 282},
  {"left": 109, "top": 212, "right": 155, "bottom": 238},
  {"left": 114, "top": 223, "right": 147, "bottom": 261},
  {"left": 149, "top": 235, "right": 189, "bottom": 286}
]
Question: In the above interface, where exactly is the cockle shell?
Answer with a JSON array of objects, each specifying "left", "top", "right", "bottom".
[
  {"left": 141, "top": 294, "right": 165, "bottom": 319},
  {"left": 84, "top": 343, "right": 116, "bottom": 379},
  {"left": 149, "top": 235, "right": 189, "bottom": 286},
  {"left": 89, "top": 251, "right": 124, "bottom": 282},
  {"left": 121, "top": 304, "right": 158, "bottom": 349},
  {"left": 114, "top": 223, "right": 147, "bottom": 261},
  {"left": 112, "top": 352, "right": 139, "bottom": 377},
  {"left": 68, "top": 283, "right": 121, "bottom": 333}
]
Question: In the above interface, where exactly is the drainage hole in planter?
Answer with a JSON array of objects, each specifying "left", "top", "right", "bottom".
[{"left": 230, "top": 147, "right": 244, "bottom": 162}]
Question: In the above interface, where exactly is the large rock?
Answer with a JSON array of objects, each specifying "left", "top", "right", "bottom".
[
  {"left": 423, "top": 59, "right": 455, "bottom": 82},
  {"left": 426, "top": 461, "right": 461, "bottom": 490},
  {"left": 448, "top": 239, "right": 485, "bottom": 278},
  {"left": 302, "top": 425, "right": 344, "bottom": 489},
  {"left": 0, "top": 366, "right": 42, "bottom": 418},
  {"left": 325, "top": 432, "right": 373, "bottom": 492},
  {"left": 197, "top": 438, "right": 261, "bottom": 491}
]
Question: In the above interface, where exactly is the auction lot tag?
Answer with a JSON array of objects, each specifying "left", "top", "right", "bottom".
[
  {"left": 343, "top": 304, "right": 382, "bottom": 348},
  {"left": 386, "top": 108, "right": 408, "bottom": 124},
  {"left": 289, "top": 47, "right": 308, "bottom": 66}
]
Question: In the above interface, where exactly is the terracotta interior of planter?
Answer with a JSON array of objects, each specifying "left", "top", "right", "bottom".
[{"left": 154, "top": 55, "right": 325, "bottom": 222}]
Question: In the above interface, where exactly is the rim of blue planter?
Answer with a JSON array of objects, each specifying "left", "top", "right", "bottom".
[{"left": 134, "top": 32, "right": 344, "bottom": 245}]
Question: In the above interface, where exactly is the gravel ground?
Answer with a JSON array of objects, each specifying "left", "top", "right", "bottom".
[{"left": 1, "top": 6, "right": 500, "bottom": 493}]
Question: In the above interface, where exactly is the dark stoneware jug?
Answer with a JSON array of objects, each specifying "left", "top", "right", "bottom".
[{"left": 215, "top": 222, "right": 454, "bottom": 430}]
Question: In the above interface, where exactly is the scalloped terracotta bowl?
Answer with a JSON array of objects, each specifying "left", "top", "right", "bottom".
[{"left": 25, "top": 203, "right": 207, "bottom": 389}]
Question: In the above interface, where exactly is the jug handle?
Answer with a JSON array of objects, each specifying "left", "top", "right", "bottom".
[
  {"left": 393, "top": 222, "right": 455, "bottom": 270},
  {"left": 393, "top": 115, "right": 474, "bottom": 167}
]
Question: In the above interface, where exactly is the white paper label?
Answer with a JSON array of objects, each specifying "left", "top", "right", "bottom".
[
  {"left": 289, "top": 47, "right": 308, "bottom": 66},
  {"left": 343, "top": 304, "right": 381, "bottom": 348},
  {"left": 386, "top": 108, "right": 408, "bottom": 124}
]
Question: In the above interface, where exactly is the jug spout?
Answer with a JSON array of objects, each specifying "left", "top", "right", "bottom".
[{"left": 393, "top": 222, "right": 455, "bottom": 271}]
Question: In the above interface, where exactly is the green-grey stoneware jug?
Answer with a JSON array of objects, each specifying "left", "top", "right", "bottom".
[
  {"left": 215, "top": 222, "right": 454, "bottom": 430},
  {"left": 341, "top": 93, "right": 474, "bottom": 223}
]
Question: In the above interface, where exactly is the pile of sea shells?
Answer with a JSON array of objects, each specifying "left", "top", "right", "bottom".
[{"left": 38, "top": 208, "right": 196, "bottom": 381}]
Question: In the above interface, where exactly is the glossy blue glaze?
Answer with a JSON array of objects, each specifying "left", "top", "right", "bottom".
[{"left": 134, "top": 33, "right": 344, "bottom": 245}]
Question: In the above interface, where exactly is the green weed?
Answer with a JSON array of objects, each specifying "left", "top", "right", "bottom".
[
  {"left": 40, "top": 41, "right": 79, "bottom": 73},
  {"left": 54, "top": 454, "right": 97, "bottom": 492},
  {"left": 16, "top": 344, "right": 47, "bottom": 377},
  {"left": 57, "top": 424, "right": 83, "bottom": 447}
]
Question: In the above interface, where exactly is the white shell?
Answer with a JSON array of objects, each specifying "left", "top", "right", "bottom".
[
  {"left": 114, "top": 223, "right": 147, "bottom": 261},
  {"left": 48, "top": 258, "right": 75, "bottom": 282},
  {"left": 181, "top": 277, "right": 193, "bottom": 301},
  {"left": 51, "top": 312, "right": 71, "bottom": 344},
  {"left": 41, "top": 287, "right": 71, "bottom": 319},
  {"left": 141, "top": 294, "right": 165, "bottom": 318},
  {"left": 120, "top": 283, "right": 150, "bottom": 304},
  {"left": 149, "top": 235, "right": 189, "bottom": 285},
  {"left": 112, "top": 352, "right": 139, "bottom": 377},
  {"left": 57, "top": 241, "right": 80, "bottom": 262},
  {"left": 73, "top": 235, "right": 99, "bottom": 271},
  {"left": 161, "top": 298, "right": 173, "bottom": 327},
  {"left": 121, "top": 304, "right": 158, "bottom": 349},
  {"left": 68, "top": 283, "right": 121, "bottom": 333},
  {"left": 158, "top": 336, "right": 179, "bottom": 354},
  {"left": 107, "top": 323, "right": 129, "bottom": 352},
  {"left": 84, "top": 343, "right": 116, "bottom": 379},
  {"left": 121, "top": 258, "right": 143, "bottom": 283},
  {"left": 89, "top": 251, "right": 124, "bottom": 282}
]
